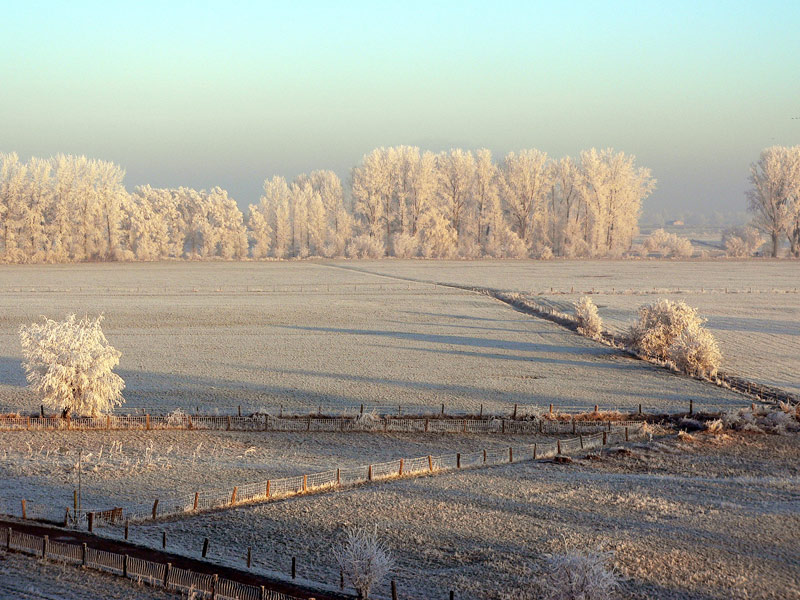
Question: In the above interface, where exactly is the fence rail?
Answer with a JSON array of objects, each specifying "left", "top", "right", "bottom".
[
  {"left": 39, "top": 422, "right": 646, "bottom": 528},
  {"left": 0, "top": 526, "right": 301, "bottom": 600},
  {"left": 0, "top": 413, "right": 646, "bottom": 434}
]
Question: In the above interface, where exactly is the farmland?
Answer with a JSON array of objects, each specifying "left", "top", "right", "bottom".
[{"left": 0, "top": 260, "right": 798, "bottom": 600}]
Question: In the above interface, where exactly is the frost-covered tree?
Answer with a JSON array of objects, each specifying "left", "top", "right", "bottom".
[
  {"left": 247, "top": 203, "right": 272, "bottom": 258},
  {"left": 436, "top": 148, "right": 475, "bottom": 246},
  {"left": 352, "top": 149, "right": 391, "bottom": 250},
  {"left": 579, "top": 149, "right": 656, "bottom": 256},
  {"left": 333, "top": 525, "right": 393, "bottom": 599},
  {"left": 19, "top": 315, "right": 125, "bottom": 417},
  {"left": 500, "top": 149, "right": 550, "bottom": 252},
  {"left": 747, "top": 146, "right": 800, "bottom": 257},
  {"left": 642, "top": 229, "right": 693, "bottom": 258},
  {"left": 722, "top": 226, "right": 764, "bottom": 257}
]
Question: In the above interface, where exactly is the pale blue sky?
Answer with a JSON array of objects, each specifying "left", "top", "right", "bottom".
[{"left": 1, "top": 0, "right": 798, "bottom": 218}]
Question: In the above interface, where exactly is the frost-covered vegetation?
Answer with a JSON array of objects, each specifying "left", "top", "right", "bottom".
[
  {"left": 575, "top": 296, "right": 603, "bottom": 339},
  {"left": 747, "top": 145, "right": 800, "bottom": 257},
  {"left": 642, "top": 228, "right": 693, "bottom": 258},
  {"left": 0, "top": 147, "right": 654, "bottom": 262},
  {"left": 628, "top": 299, "right": 721, "bottom": 378},
  {"left": 721, "top": 226, "right": 764, "bottom": 257},
  {"left": 537, "top": 545, "right": 619, "bottom": 600},
  {"left": 333, "top": 525, "right": 393, "bottom": 599},
  {"left": 18, "top": 314, "right": 124, "bottom": 417}
]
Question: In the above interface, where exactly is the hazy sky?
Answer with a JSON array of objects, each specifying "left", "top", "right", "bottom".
[{"left": 2, "top": 0, "right": 798, "bottom": 219}]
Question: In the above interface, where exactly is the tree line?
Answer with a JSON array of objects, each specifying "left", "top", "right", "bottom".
[{"left": 0, "top": 147, "right": 657, "bottom": 262}]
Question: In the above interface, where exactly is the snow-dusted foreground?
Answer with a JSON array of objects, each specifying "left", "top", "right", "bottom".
[
  {"left": 0, "top": 262, "right": 749, "bottom": 416},
  {"left": 122, "top": 432, "right": 800, "bottom": 600},
  {"left": 0, "top": 551, "right": 174, "bottom": 600}
]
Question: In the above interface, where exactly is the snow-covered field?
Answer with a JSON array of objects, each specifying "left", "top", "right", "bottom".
[
  {"left": 120, "top": 431, "right": 800, "bottom": 600},
  {"left": 0, "top": 261, "right": 752, "bottom": 417},
  {"left": 0, "top": 430, "right": 560, "bottom": 516},
  {"left": 0, "top": 550, "right": 173, "bottom": 600}
]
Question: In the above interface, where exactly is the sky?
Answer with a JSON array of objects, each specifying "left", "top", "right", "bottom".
[{"left": 1, "top": 0, "right": 798, "bottom": 220}]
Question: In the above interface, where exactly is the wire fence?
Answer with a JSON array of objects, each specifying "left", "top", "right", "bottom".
[
  {"left": 0, "top": 412, "right": 649, "bottom": 434},
  {"left": 0, "top": 526, "right": 299, "bottom": 600},
  {"left": 23, "top": 422, "right": 646, "bottom": 529}
]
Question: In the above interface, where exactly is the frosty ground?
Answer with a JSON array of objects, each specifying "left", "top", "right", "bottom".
[
  {"left": 0, "top": 260, "right": 797, "bottom": 599},
  {"left": 0, "top": 261, "right": 765, "bottom": 416}
]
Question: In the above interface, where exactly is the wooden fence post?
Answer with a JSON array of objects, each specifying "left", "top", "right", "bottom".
[
  {"left": 42, "top": 535, "right": 48, "bottom": 559},
  {"left": 162, "top": 531, "right": 166, "bottom": 548},
  {"left": 483, "top": 449, "right": 487, "bottom": 463},
  {"left": 26, "top": 416, "right": 30, "bottom": 431},
  {"left": 303, "top": 475, "right": 308, "bottom": 492},
  {"left": 580, "top": 435, "right": 584, "bottom": 449},
  {"left": 106, "top": 415, "right": 110, "bottom": 430},
  {"left": 428, "top": 455, "right": 433, "bottom": 472},
  {"left": 502, "top": 420, "right": 506, "bottom": 434},
  {"left": 152, "top": 499, "right": 159, "bottom": 520},
  {"left": 603, "top": 431, "right": 607, "bottom": 445},
  {"left": 399, "top": 459, "right": 404, "bottom": 476},
  {"left": 425, "top": 419, "right": 429, "bottom": 432},
  {"left": 340, "top": 571, "right": 344, "bottom": 590},
  {"left": 123, "top": 554, "right": 128, "bottom": 578},
  {"left": 247, "top": 546, "right": 252, "bottom": 568},
  {"left": 87, "top": 512, "right": 93, "bottom": 532},
  {"left": 231, "top": 487, "right": 238, "bottom": 505},
  {"left": 193, "top": 492, "right": 199, "bottom": 511},
  {"left": 513, "top": 403, "right": 517, "bottom": 419},
  {"left": 368, "top": 465, "right": 373, "bottom": 481},
  {"left": 457, "top": 453, "right": 461, "bottom": 469},
  {"left": 441, "top": 403, "right": 445, "bottom": 415},
  {"left": 64, "top": 508, "right": 70, "bottom": 527},
  {"left": 391, "top": 579, "right": 398, "bottom": 600},
  {"left": 689, "top": 399, "right": 694, "bottom": 415},
  {"left": 164, "top": 563, "right": 171, "bottom": 588},
  {"left": 291, "top": 556, "right": 296, "bottom": 579},
  {"left": 210, "top": 574, "right": 218, "bottom": 599},
  {"left": 238, "top": 405, "right": 241, "bottom": 417},
  {"left": 549, "top": 403, "right": 553, "bottom": 414},
  {"left": 124, "top": 520, "right": 129, "bottom": 540},
  {"left": 572, "top": 418, "right": 576, "bottom": 434},
  {"left": 145, "top": 415, "right": 150, "bottom": 430},
  {"left": 266, "top": 480, "right": 271, "bottom": 497},
  {"left": 261, "top": 586, "right": 267, "bottom": 600},
  {"left": 462, "top": 419, "right": 467, "bottom": 433},
  {"left": 557, "top": 440, "right": 562, "bottom": 454},
  {"left": 202, "top": 538, "right": 209, "bottom": 558},
  {"left": 533, "top": 443, "right": 537, "bottom": 459},
  {"left": 82, "top": 543, "right": 87, "bottom": 566},
  {"left": 227, "top": 416, "right": 231, "bottom": 431},
  {"left": 21, "top": 499, "right": 26, "bottom": 520},
  {"left": 625, "top": 427, "right": 629, "bottom": 442},
  {"left": 509, "top": 447, "right": 513, "bottom": 463},
  {"left": 336, "top": 469, "right": 340, "bottom": 485}
]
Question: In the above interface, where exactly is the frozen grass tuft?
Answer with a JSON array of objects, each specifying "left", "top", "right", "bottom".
[{"left": 538, "top": 545, "right": 619, "bottom": 600}]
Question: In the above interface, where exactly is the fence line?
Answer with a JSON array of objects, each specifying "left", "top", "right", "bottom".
[
  {"left": 41, "top": 423, "right": 645, "bottom": 529},
  {"left": 0, "top": 526, "right": 300, "bottom": 600},
  {"left": 0, "top": 413, "right": 647, "bottom": 434}
]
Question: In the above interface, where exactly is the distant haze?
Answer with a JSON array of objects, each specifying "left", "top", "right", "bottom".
[{"left": 2, "top": 1, "right": 798, "bottom": 220}]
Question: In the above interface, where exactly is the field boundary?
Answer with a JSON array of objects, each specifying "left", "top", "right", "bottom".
[
  {"left": 0, "top": 522, "right": 343, "bottom": 600},
  {"left": 12, "top": 423, "right": 647, "bottom": 528}
]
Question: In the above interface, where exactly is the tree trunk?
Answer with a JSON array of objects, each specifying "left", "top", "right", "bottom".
[{"left": 771, "top": 231, "right": 779, "bottom": 257}]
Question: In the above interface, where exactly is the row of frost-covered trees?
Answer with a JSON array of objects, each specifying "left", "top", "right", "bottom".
[{"left": 0, "top": 147, "right": 656, "bottom": 262}]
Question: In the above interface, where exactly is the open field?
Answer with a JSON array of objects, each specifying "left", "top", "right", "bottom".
[
  {"left": 0, "top": 261, "right": 755, "bottom": 417},
  {"left": 0, "top": 260, "right": 797, "bottom": 599},
  {"left": 112, "top": 431, "right": 800, "bottom": 600},
  {"left": 0, "top": 550, "right": 174, "bottom": 600}
]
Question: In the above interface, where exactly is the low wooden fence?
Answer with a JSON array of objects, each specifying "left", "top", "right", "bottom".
[
  {"left": 0, "top": 413, "right": 644, "bottom": 434},
  {"left": 0, "top": 526, "right": 299, "bottom": 600},
  {"left": 40, "top": 422, "right": 646, "bottom": 529}
]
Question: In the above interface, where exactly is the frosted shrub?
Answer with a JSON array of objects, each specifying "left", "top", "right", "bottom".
[
  {"left": 629, "top": 299, "right": 721, "bottom": 378},
  {"left": 667, "top": 325, "right": 722, "bottom": 378},
  {"left": 538, "top": 546, "right": 619, "bottom": 600},
  {"left": 19, "top": 314, "right": 125, "bottom": 417},
  {"left": 722, "top": 226, "right": 764, "bottom": 257},
  {"left": 391, "top": 233, "right": 419, "bottom": 258},
  {"left": 333, "top": 525, "right": 393, "bottom": 599},
  {"left": 575, "top": 297, "right": 603, "bottom": 339},
  {"left": 642, "top": 228, "right": 693, "bottom": 258},
  {"left": 346, "top": 234, "right": 385, "bottom": 258},
  {"left": 628, "top": 299, "right": 704, "bottom": 361}
]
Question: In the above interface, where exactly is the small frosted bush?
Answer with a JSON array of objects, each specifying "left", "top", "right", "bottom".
[
  {"left": 538, "top": 546, "right": 619, "bottom": 600},
  {"left": 667, "top": 325, "right": 722, "bottom": 378},
  {"left": 575, "top": 297, "right": 603, "bottom": 339},
  {"left": 333, "top": 525, "right": 393, "bottom": 599},
  {"left": 346, "top": 234, "right": 385, "bottom": 258},
  {"left": 642, "top": 229, "right": 693, "bottom": 258},
  {"left": 722, "top": 226, "right": 764, "bottom": 257},
  {"left": 391, "top": 233, "right": 419, "bottom": 258},
  {"left": 628, "top": 299, "right": 703, "bottom": 361}
]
